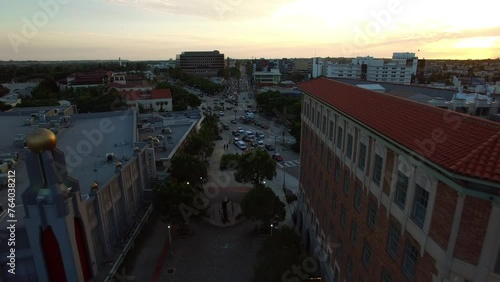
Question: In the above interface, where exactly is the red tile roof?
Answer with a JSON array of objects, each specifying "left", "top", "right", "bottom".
[
  {"left": 299, "top": 78, "right": 500, "bottom": 183},
  {"left": 119, "top": 89, "right": 171, "bottom": 101},
  {"left": 151, "top": 89, "right": 172, "bottom": 99},
  {"left": 107, "top": 80, "right": 152, "bottom": 89}
]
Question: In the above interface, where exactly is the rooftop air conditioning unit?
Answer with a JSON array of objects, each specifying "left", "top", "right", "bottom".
[{"left": 106, "top": 153, "right": 115, "bottom": 162}]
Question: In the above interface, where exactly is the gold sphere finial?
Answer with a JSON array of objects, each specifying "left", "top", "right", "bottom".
[{"left": 27, "top": 128, "right": 57, "bottom": 153}]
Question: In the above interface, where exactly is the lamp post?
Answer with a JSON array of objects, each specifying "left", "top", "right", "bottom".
[{"left": 168, "top": 225, "right": 174, "bottom": 256}]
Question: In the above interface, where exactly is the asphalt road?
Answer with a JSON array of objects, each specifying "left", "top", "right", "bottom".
[{"left": 198, "top": 72, "right": 301, "bottom": 180}]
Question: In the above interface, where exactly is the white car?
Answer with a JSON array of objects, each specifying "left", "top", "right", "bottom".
[
  {"left": 237, "top": 127, "right": 244, "bottom": 133},
  {"left": 236, "top": 141, "right": 247, "bottom": 150},
  {"left": 218, "top": 111, "right": 224, "bottom": 116}
]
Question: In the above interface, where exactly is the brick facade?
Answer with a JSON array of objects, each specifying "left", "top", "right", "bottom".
[
  {"left": 454, "top": 196, "right": 492, "bottom": 265},
  {"left": 429, "top": 181, "right": 458, "bottom": 250}
]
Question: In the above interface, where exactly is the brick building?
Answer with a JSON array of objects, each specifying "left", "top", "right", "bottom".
[
  {"left": 296, "top": 78, "right": 500, "bottom": 282},
  {"left": 176, "top": 50, "right": 225, "bottom": 76}
]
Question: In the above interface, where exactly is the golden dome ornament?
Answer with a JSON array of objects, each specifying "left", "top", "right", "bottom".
[{"left": 26, "top": 128, "right": 57, "bottom": 153}]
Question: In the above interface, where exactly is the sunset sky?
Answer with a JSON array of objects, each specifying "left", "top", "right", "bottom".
[{"left": 1, "top": 0, "right": 499, "bottom": 60}]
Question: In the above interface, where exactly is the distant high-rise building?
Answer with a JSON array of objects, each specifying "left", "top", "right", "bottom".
[{"left": 176, "top": 50, "right": 225, "bottom": 76}]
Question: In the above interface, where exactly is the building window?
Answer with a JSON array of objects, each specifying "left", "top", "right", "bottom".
[
  {"left": 327, "top": 153, "right": 332, "bottom": 170},
  {"left": 372, "top": 154, "right": 383, "bottom": 185},
  {"left": 354, "top": 184, "right": 362, "bottom": 211},
  {"left": 340, "top": 206, "right": 346, "bottom": 228},
  {"left": 346, "top": 134, "right": 353, "bottom": 158},
  {"left": 347, "top": 256, "right": 353, "bottom": 279},
  {"left": 387, "top": 224, "right": 400, "bottom": 258},
  {"left": 412, "top": 184, "right": 429, "bottom": 228},
  {"left": 332, "top": 192, "right": 337, "bottom": 214},
  {"left": 362, "top": 241, "right": 372, "bottom": 267},
  {"left": 382, "top": 270, "right": 392, "bottom": 282},
  {"left": 335, "top": 160, "right": 340, "bottom": 182},
  {"left": 324, "top": 180, "right": 329, "bottom": 198},
  {"left": 337, "top": 126, "right": 343, "bottom": 149},
  {"left": 316, "top": 111, "right": 320, "bottom": 128},
  {"left": 322, "top": 116, "right": 327, "bottom": 134},
  {"left": 367, "top": 199, "right": 377, "bottom": 230},
  {"left": 350, "top": 222, "right": 358, "bottom": 245},
  {"left": 338, "top": 239, "right": 343, "bottom": 257},
  {"left": 329, "top": 121, "right": 334, "bottom": 140},
  {"left": 344, "top": 171, "right": 350, "bottom": 195},
  {"left": 358, "top": 143, "right": 367, "bottom": 171},
  {"left": 395, "top": 172, "right": 409, "bottom": 209},
  {"left": 402, "top": 242, "right": 419, "bottom": 281},
  {"left": 330, "top": 223, "right": 335, "bottom": 240}
]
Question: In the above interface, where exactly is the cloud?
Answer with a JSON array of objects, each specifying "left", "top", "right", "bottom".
[{"left": 100, "top": 0, "right": 292, "bottom": 20}]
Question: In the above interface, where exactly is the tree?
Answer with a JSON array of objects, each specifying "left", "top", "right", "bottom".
[
  {"left": 152, "top": 181, "right": 199, "bottom": 223},
  {"left": 241, "top": 184, "right": 286, "bottom": 226},
  {"left": 186, "top": 93, "right": 201, "bottom": 108},
  {"left": 184, "top": 132, "right": 212, "bottom": 160},
  {"left": 234, "top": 150, "right": 276, "bottom": 186},
  {"left": 170, "top": 153, "right": 208, "bottom": 184}
]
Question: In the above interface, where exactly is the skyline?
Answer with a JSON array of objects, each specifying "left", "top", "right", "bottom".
[{"left": 1, "top": 0, "right": 499, "bottom": 61}]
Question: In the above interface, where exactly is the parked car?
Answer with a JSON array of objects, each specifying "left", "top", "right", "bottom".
[
  {"left": 231, "top": 119, "right": 238, "bottom": 124},
  {"left": 223, "top": 124, "right": 229, "bottom": 130},
  {"left": 237, "top": 127, "right": 244, "bottom": 133},
  {"left": 242, "top": 136, "right": 252, "bottom": 142},
  {"left": 272, "top": 153, "right": 283, "bottom": 161},
  {"left": 232, "top": 131, "right": 240, "bottom": 136},
  {"left": 219, "top": 111, "right": 225, "bottom": 116},
  {"left": 260, "top": 124, "right": 269, "bottom": 129},
  {"left": 265, "top": 144, "right": 275, "bottom": 151},
  {"left": 233, "top": 137, "right": 240, "bottom": 145}
]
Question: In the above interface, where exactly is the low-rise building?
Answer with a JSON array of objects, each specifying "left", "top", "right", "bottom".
[{"left": 120, "top": 89, "right": 173, "bottom": 112}]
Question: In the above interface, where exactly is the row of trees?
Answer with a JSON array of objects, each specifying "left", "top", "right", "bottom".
[
  {"left": 217, "top": 67, "right": 241, "bottom": 80},
  {"left": 0, "top": 62, "right": 147, "bottom": 83},
  {"left": 256, "top": 90, "right": 302, "bottom": 152},
  {"left": 156, "top": 81, "right": 201, "bottom": 111},
  {"left": 166, "top": 67, "right": 224, "bottom": 95},
  {"left": 153, "top": 113, "right": 220, "bottom": 223}
]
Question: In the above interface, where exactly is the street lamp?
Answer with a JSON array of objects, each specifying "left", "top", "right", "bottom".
[
  {"left": 168, "top": 225, "right": 174, "bottom": 256},
  {"left": 187, "top": 182, "right": 190, "bottom": 186},
  {"left": 270, "top": 224, "right": 273, "bottom": 236}
]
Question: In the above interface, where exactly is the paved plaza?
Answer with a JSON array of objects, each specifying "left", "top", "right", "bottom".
[{"left": 122, "top": 131, "right": 300, "bottom": 282}]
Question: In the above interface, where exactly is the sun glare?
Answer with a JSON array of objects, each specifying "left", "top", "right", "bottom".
[{"left": 455, "top": 37, "right": 498, "bottom": 49}]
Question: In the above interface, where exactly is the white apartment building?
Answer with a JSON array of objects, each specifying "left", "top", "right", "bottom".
[{"left": 325, "top": 54, "right": 414, "bottom": 85}]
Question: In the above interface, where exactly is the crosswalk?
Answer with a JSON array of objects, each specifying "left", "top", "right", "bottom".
[{"left": 276, "top": 160, "right": 300, "bottom": 169}]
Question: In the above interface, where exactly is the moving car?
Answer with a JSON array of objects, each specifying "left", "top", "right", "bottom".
[
  {"left": 236, "top": 141, "right": 247, "bottom": 150},
  {"left": 231, "top": 119, "right": 238, "bottom": 124},
  {"left": 223, "top": 124, "right": 229, "bottom": 130},
  {"left": 265, "top": 144, "right": 275, "bottom": 151},
  {"left": 272, "top": 153, "right": 283, "bottom": 161},
  {"left": 218, "top": 111, "right": 225, "bottom": 116}
]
